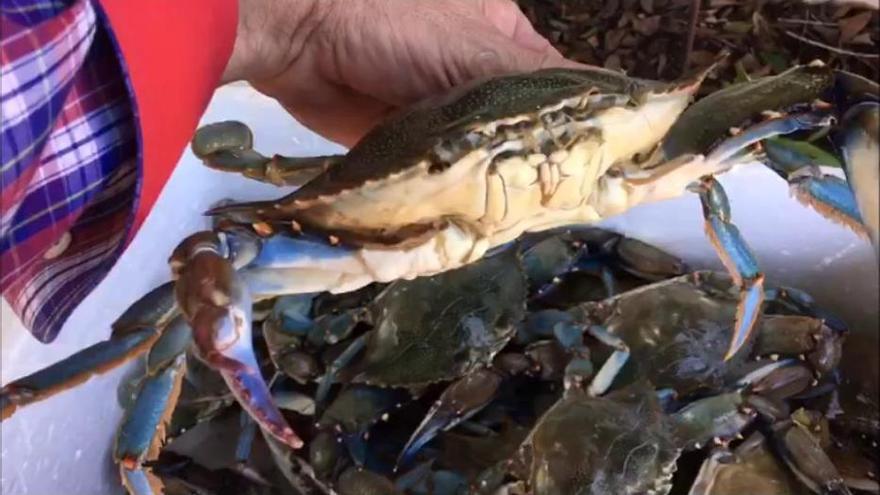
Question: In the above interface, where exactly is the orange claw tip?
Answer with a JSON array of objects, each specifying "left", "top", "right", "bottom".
[
  {"left": 282, "top": 428, "right": 304, "bottom": 450},
  {"left": 224, "top": 366, "right": 305, "bottom": 450},
  {"left": 1, "top": 385, "right": 33, "bottom": 421},
  {"left": 267, "top": 423, "right": 304, "bottom": 450},
  {"left": 120, "top": 456, "right": 139, "bottom": 470},
  {"left": 722, "top": 277, "right": 766, "bottom": 363}
]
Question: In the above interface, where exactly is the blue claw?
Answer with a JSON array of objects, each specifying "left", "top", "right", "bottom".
[
  {"left": 707, "top": 111, "right": 834, "bottom": 165},
  {"left": 687, "top": 176, "right": 765, "bottom": 361},
  {"left": 249, "top": 232, "right": 357, "bottom": 268},
  {"left": 239, "top": 233, "right": 369, "bottom": 298},
  {"left": 397, "top": 368, "right": 503, "bottom": 468},
  {"left": 171, "top": 231, "right": 303, "bottom": 449},
  {"left": 120, "top": 466, "right": 161, "bottom": 495},
  {"left": 114, "top": 354, "right": 187, "bottom": 487},
  {"left": 839, "top": 101, "right": 879, "bottom": 252},
  {"left": 754, "top": 103, "right": 875, "bottom": 249},
  {"left": 790, "top": 173, "right": 866, "bottom": 235}
]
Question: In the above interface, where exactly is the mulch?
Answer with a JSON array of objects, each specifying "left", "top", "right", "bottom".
[{"left": 516, "top": 0, "right": 878, "bottom": 92}]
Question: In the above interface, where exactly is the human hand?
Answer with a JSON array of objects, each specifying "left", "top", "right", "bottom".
[{"left": 222, "top": 0, "right": 588, "bottom": 147}]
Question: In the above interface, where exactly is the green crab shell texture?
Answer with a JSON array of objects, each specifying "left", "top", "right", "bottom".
[
  {"left": 571, "top": 272, "right": 753, "bottom": 395},
  {"left": 290, "top": 67, "right": 658, "bottom": 204},
  {"left": 661, "top": 63, "right": 834, "bottom": 158},
  {"left": 353, "top": 247, "right": 528, "bottom": 387},
  {"left": 519, "top": 384, "right": 679, "bottom": 495}
]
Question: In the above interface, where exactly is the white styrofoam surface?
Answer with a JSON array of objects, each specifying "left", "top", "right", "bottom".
[{"left": 1, "top": 83, "right": 877, "bottom": 495}]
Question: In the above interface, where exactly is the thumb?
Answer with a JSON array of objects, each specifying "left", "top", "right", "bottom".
[
  {"left": 447, "top": 0, "right": 591, "bottom": 83},
  {"left": 455, "top": 32, "right": 589, "bottom": 83}
]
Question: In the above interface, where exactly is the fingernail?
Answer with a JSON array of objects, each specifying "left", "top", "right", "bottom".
[{"left": 471, "top": 49, "right": 506, "bottom": 74}]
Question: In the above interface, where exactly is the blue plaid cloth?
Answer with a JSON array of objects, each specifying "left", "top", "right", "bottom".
[{"left": 1, "top": 0, "right": 139, "bottom": 343}]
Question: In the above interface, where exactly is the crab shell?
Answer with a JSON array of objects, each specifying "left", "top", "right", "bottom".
[{"left": 211, "top": 66, "right": 717, "bottom": 279}]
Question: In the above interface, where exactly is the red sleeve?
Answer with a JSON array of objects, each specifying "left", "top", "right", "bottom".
[{"left": 94, "top": 0, "right": 239, "bottom": 236}]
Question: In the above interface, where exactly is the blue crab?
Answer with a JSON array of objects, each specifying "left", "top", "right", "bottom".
[
  {"left": 268, "top": 228, "right": 690, "bottom": 472},
  {"left": 1, "top": 59, "right": 876, "bottom": 494},
  {"left": 468, "top": 269, "right": 850, "bottom": 495},
  {"left": 200, "top": 60, "right": 876, "bottom": 363}
]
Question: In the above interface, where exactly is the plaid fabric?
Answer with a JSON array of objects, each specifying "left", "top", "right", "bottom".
[{"left": 1, "top": 0, "right": 139, "bottom": 343}]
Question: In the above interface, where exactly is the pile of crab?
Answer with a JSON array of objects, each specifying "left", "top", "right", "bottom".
[{"left": 1, "top": 57, "right": 877, "bottom": 495}]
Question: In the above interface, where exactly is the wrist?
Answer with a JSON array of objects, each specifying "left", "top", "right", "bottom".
[{"left": 221, "top": 0, "right": 326, "bottom": 85}]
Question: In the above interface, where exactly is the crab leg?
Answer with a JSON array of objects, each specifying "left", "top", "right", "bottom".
[
  {"left": 112, "top": 315, "right": 194, "bottom": 493},
  {"left": 839, "top": 101, "right": 879, "bottom": 253},
  {"left": 202, "top": 150, "right": 339, "bottom": 187},
  {"left": 606, "top": 111, "right": 835, "bottom": 215},
  {"left": 238, "top": 233, "right": 372, "bottom": 298},
  {"left": 314, "top": 333, "right": 367, "bottom": 407},
  {"left": 706, "top": 112, "right": 833, "bottom": 165},
  {"left": 114, "top": 353, "right": 187, "bottom": 495},
  {"left": 0, "top": 280, "right": 186, "bottom": 421},
  {"left": 170, "top": 231, "right": 303, "bottom": 449},
  {"left": 0, "top": 327, "right": 161, "bottom": 421},
  {"left": 236, "top": 411, "right": 258, "bottom": 465},
  {"left": 119, "top": 468, "right": 158, "bottom": 495},
  {"left": 584, "top": 324, "right": 630, "bottom": 397},
  {"left": 110, "top": 281, "right": 180, "bottom": 337},
  {"left": 606, "top": 234, "right": 689, "bottom": 281},
  {"left": 788, "top": 171, "right": 867, "bottom": 234},
  {"left": 688, "top": 176, "right": 765, "bottom": 361},
  {"left": 191, "top": 120, "right": 341, "bottom": 187},
  {"left": 398, "top": 314, "right": 599, "bottom": 466},
  {"left": 397, "top": 368, "right": 504, "bottom": 468},
  {"left": 771, "top": 417, "right": 853, "bottom": 495},
  {"left": 754, "top": 112, "right": 875, "bottom": 246},
  {"left": 228, "top": 411, "right": 278, "bottom": 485},
  {"left": 605, "top": 114, "right": 832, "bottom": 362}
]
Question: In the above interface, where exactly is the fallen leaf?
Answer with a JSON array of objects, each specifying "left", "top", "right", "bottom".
[
  {"left": 833, "top": 4, "right": 854, "bottom": 18},
  {"left": 838, "top": 11, "right": 874, "bottom": 43},
  {"left": 836, "top": 0, "right": 879, "bottom": 8},
  {"left": 605, "top": 28, "right": 627, "bottom": 51},
  {"left": 634, "top": 15, "right": 662, "bottom": 35},
  {"left": 604, "top": 53, "right": 622, "bottom": 70},
  {"left": 814, "top": 25, "right": 841, "bottom": 44},
  {"left": 709, "top": 0, "right": 741, "bottom": 6},
  {"left": 690, "top": 50, "right": 718, "bottom": 65},
  {"left": 621, "top": 33, "right": 640, "bottom": 47},
  {"left": 849, "top": 31, "right": 876, "bottom": 44},
  {"left": 724, "top": 20, "right": 754, "bottom": 34}
]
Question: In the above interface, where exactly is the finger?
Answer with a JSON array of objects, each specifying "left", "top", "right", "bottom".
[
  {"left": 452, "top": 31, "right": 588, "bottom": 84},
  {"left": 271, "top": 81, "right": 397, "bottom": 148}
]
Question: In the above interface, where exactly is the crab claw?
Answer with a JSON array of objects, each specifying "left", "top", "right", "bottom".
[
  {"left": 397, "top": 368, "right": 503, "bottom": 467},
  {"left": 687, "top": 177, "right": 765, "bottom": 362},
  {"left": 170, "top": 231, "right": 303, "bottom": 449},
  {"left": 839, "top": 101, "right": 879, "bottom": 255}
]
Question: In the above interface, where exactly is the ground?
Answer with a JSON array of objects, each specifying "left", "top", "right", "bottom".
[{"left": 516, "top": 0, "right": 878, "bottom": 92}]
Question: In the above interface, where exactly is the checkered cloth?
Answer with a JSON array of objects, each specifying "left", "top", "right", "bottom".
[{"left": 1, "top": 0, "right": 139, "bottom": 343}]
